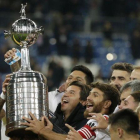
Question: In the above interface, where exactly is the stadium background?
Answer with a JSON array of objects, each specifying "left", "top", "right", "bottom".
[{"left": 0, "top": 0, "right": 139, "bottom": 91}]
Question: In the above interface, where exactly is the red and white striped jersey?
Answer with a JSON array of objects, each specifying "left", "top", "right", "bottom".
[{"left": 78, "top": 115, "right": 110, "bottom": 140}]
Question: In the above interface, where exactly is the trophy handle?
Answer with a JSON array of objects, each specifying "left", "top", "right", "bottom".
[{"left": 4, "top": 30, "right": 11, "bottom": 38}]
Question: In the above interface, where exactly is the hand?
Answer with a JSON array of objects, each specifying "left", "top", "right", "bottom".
[
  {"left": 65, "top": 124, "right": 83, "bottom": 140},
  {"left": 58, "top": 83, "right": 66, "bottom": 92},
  {"left": 21, "top": 112, "right": 53, "bottom": 134},
  {"left": 26, "top": 34, "right": 37, "bottom": 46},
  {"left": 2, "top": 74, "right": 12, "bottom": 94},
  {"left": 87, "top": 113, "right": 108, "bottom": 130},
  {"left": 4, "top": 48, "right": 17, "bottom": 59}
]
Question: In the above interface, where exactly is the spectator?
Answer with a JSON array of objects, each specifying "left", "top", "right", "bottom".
[
  {"left": 84, "top": 40, "right": 94, "bottom": 63},
  {"left": 130, "top": 30, "right": 140, "bottom": 59},
  {"left": 72, "top": 39, "right": 81, "bottom": 63},
  {"left": 109, "top": 109, "right": 139, "bottom": 140},
  {"left": 130, "top": 66, "right": 140, "bottom": 80},
  {"left": 110, "top": 62, "right": 133, "bottom": 91},
  {"left": 102, "top": 21, "right": 113, "bottom": 47}
]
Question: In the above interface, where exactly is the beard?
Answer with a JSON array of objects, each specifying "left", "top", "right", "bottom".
[{"left": 84, "top": 101, "right": 105, "bottom": 118}]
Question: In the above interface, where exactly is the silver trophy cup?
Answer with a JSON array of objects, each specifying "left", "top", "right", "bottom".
[{"left": 4, "top": 3, "right": 48, "bottom": 138}]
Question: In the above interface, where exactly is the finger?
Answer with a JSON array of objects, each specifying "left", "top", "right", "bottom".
[
  {"left": 25, "top": 127, "right": 34, "bottom": 131},
  {"left": 44, "top": 116, "right": 52, "bottom": 126},
  {"left": 41, "top": 116, "right": 44, "bottom": 122},
  {"left": 3, "top": 78, "right": 11, "bottom": 84},
  {"left": 12, "top": 48, "right": 17, "bottom": 52},
  {"left": 2, "top": 83, "right": 9, "bottom": 93},
  {"left": 2, "top": 78, "right": 11, "bottom": 93},
  {"left": 4, "top": 53, "right": 10, "bottom": 58},
  {"left": 20, "top": 122, "right": 34, "bottom": 127},
  {"left": 6, "top": 74, "right": 12, "bottom": 78},
  {"left": 22, "top": 116, "right": 34, "bottom": 123},
  {"left": 90, "top": 126, "right": 96, "bottom": 130},
  {"left": 44, "top": 116, "right": 50, "bottom": 124},
  {"left": 91, "top": 126, "right": 99, "bottom": 130},
  {"left": 68, "top": 131, "right": 74, "bottom": 136},
  {"left": 28, "top": 112, "right": 37, "bottom": 120},
  {"left": 8, "top": 50, "right": 15, "bottom": 57},
  {"left": 65, "top": 124, "right": 76, "bottom": 132},
  {"left": 66, "top": 134, "right": 74, "bottom": 139}
]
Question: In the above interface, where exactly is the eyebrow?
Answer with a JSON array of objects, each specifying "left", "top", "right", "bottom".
[
  {"left": 70, "top": 90, "right": 75, "bottom": 93},
  {"left": 90, "top": 91, "right": 100, "bottom": 95},
  {"left": 118, "top": 76, "right": 125, "bottom": 78},
  {"left": 77, "top": 77, "right": 83, "bottom": 80},
  {"left": 124, "top": 100, "right": 128, "bottom": 104},
  {"left": 121, "top": 98, "right": 125, "bottom": 101}
]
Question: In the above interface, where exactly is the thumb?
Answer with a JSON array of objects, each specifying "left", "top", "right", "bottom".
[
  {"left": 44, "top": 116, "right": 51, "bottom": 125},
  {"left": 91, "top": 126, "right": 100, "bottom": 130}
]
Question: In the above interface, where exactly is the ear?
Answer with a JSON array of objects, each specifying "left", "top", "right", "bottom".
[
  {"left": 104, "top": 100, "right": 112, "bottom": 109},
  {"left": 80, "top": 100, "right": 87, "bottom": 106},
  {"left": 117, "top": 128, "right": 123, "bottom": 138}
]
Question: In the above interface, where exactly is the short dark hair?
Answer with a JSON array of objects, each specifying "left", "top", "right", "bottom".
[
  {"left": 90, "top": 82, "right": 120, "bottom": 114},
  {"left": 111, "top": 62, "right": 133, "bottom": 74},
  {"left": 69, "top": 81, "right": 91, "bottom": 101},
  {"left": 109, "top": 109, "right": 139, "bottom": 135},
  {"left": 131, "top": 91, "right": 140, "bottom": 103},
  {"left": 71, "top": 65, "right": 94, "bottom": 84}
]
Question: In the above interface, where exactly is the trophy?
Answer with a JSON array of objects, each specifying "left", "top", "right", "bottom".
[{"left": 4, "top": 3, "right": 48, "bottom": 138}]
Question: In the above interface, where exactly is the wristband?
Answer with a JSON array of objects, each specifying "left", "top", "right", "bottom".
[{"left": 0, "top": 92, "right": 6, "bottom": 100}]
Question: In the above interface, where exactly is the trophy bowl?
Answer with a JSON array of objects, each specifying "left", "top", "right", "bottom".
[{"left": 11, "top": 18, "right": 37, "bottom": 46}]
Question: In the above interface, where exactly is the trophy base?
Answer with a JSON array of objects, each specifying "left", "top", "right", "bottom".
[
  {"left": 6, "top": 121, "right": 35, "bottom": 138},
  {"left": 6, "top": 128, "right": 38, "bottom": 139}
]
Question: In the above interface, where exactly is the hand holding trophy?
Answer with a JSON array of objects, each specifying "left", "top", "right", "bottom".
[{"left": 4, "top": 3, "right": 48, "bottom": 138}]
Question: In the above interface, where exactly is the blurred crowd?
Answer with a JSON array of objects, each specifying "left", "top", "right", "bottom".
[
  {"left": 0, "top": 1, "right": 140, "bottom": 140},
  {"left": 0, "top": 0, "right": 140, "bottom": 91}
]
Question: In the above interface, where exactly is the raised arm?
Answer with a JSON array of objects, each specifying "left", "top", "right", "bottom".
[
  {"left": 0, "top": 74, "right": 11, "bottom": 119},
  {"left": 4, "top": 48, "right": 20, "bottom": 72}
]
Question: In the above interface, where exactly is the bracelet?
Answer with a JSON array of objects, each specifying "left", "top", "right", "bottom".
[
  {"left": 38, "top": 127, "right": 45, "bottom": 135},
  {"left": 0, "top": 92, "right": 6, "bottom": 100}
]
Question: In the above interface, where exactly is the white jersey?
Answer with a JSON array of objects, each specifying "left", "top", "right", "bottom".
[
  {"left": 78, "top": 115, "right": 110, "bottom": 140},
  {"left": 1, "top": 104, "right": 9, "bottom": 140}
]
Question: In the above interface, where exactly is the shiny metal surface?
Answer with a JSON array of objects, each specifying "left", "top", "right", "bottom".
[
  {"left": 6, "top": 71, "right": 48, "bottom": 137},
  {"left": 4, "top": 3, "right": 43, "bottom": 47},
  {"left": 4, "top": 4, "right": 47, "bottom": 138}
]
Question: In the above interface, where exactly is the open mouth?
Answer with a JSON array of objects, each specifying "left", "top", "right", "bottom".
[
  {"left": 86, "top": 103, "right": 93, "bottom": 110},
  {"left": 62, "top": 99, "right": 69, "bottom": 104}
]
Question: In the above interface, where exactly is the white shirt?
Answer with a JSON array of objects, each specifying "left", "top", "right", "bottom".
[
  {"left": 1, "top": 104, "right": 9, "bottom": 140},
  {"left": 48, "top": 89, "right": 64, "bottom": 113},
  {"left": 113, "top": 105, "right": 120, "bottom": 113}
]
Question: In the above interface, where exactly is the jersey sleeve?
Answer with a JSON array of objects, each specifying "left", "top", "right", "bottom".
[
  {"left": 77, "top": 119, "right": 97, "bottom": 139},
  {"left": 77, "top": 115, "right": 109, "bottom": 140}
]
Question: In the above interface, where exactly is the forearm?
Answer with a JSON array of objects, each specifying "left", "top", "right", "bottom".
[
  {"left": 39, "top": 129, "right": 67, "bottom": 140},
  {"left": 0, "top": 109, "right": 5, "bottom": 119},
  {"left": 0, "top": 97, "right": 5, "bottom": 111},
  {"left": 10, "top": 61, "right": 20, "bottom": 72},
  {"left": 0, "top": 97, "right": 6, "bottom": 119}
]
